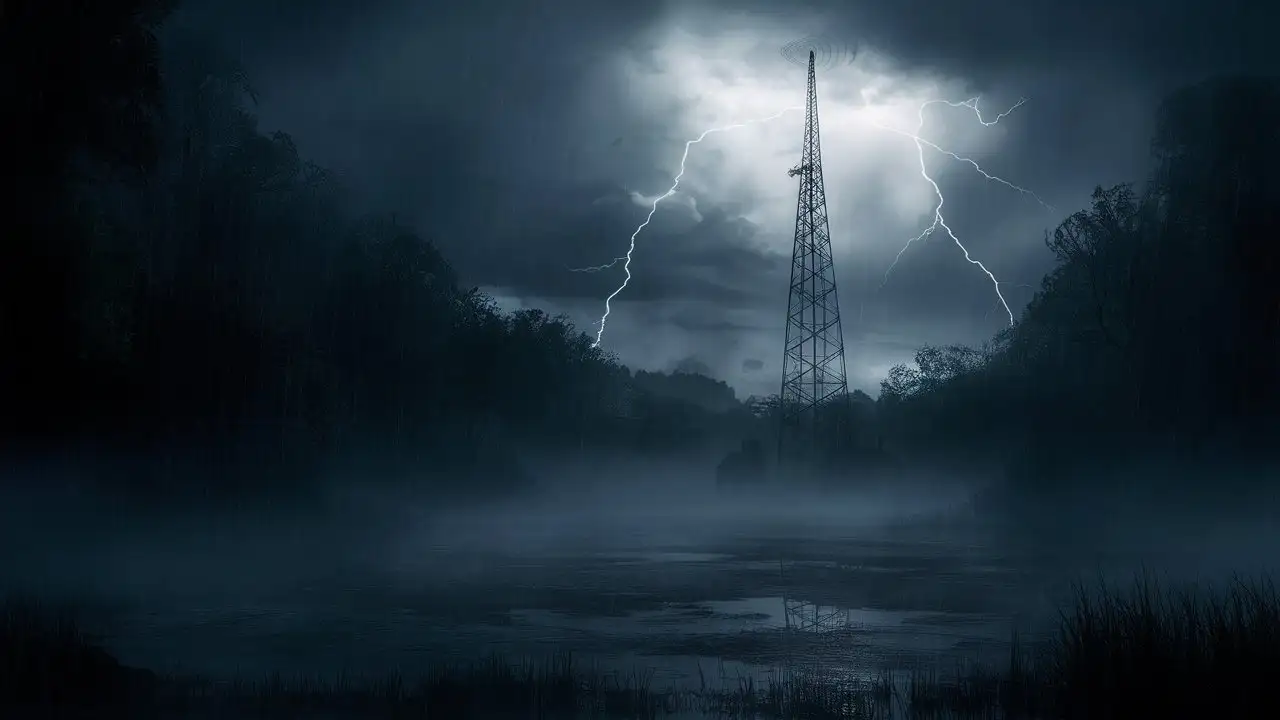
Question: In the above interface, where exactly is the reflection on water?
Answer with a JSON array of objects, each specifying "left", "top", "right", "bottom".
[
  {"left": 607, "top": 552, "right": 735, "bottom": 565},
  {"left": 94, "top": 528, "right": 1067, "bottom": 688}
]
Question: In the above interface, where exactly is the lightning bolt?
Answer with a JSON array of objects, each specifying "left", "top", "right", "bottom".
[
  {"left": 572, "top": 106, "right": 804, "bottom": 347},
  {"left": 873, "top": 97, "right": 1051, "bottom": 327},
  {"left": 984, "top": 283, "right": 1035, "bottom": 321},
  {"left": 569, "top": 257, "right": 626, "bottom": 273},
  {"left": 579, "top": 97, "right": 1049, "bottom": 344}
]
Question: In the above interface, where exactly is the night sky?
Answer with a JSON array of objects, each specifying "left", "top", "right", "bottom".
[{"left": 173, "top": 0, "right": 1273, "bottom": 398}]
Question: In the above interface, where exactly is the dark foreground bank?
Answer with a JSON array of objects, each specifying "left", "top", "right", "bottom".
[{"left": 2, "top": 574, "right": 1278, "bottom": 719}]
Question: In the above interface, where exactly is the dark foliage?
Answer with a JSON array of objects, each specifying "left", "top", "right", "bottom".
[
  {"left": 1, "top": 0, "right": 176, "bottom": 441},
  {"left": 7, "top": 576, "right": 1279, "bottom": 718},
  {"left": 873, "top": 76, "right": 1280, "bottom": 491},
  {"left": 0, "top": 3, "right": 748, "bottom": 500},
  {"left": 3, "top": 1, "right": 1278, "bottom": 502},
  {"left": 0, "top": 596, "right": 157, "bottom": 712}
]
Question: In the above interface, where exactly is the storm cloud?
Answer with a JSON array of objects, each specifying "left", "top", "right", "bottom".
[{"left": 177, "top": 0, "right": 1276, "bottom": 397}]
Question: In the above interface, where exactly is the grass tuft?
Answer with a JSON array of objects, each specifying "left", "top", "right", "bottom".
[
  {"left": 1047, "top": 573, "right": 1280, "bottom": 719},
  {"left": 0, "top": 594, "right": 157, "bottom": 712},
  {"left": 3, "top": 572, "right": 1279, "bottom": 718}
]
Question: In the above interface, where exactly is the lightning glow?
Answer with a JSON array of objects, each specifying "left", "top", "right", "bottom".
[
  {"left": 572, "top": 106, "right": 804, "bottom": 347},
  {"left": 875, "top": 97, "right": 1048, "bottom": 327},
  {"left": 578, "top": 93, "right": 1050, "bottom": 344},
  {"left": 569, "top": 257, "right": 627, "bottom": 273},
  {"left": 984, "top": 283, "right": 1035, "bottom": 321}
]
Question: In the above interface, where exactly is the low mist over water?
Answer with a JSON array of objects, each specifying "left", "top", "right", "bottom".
[
  {"left": 3, "top": 0, "right": 1279, "bottom": 717},
  {"left": 5, "top": 459, "right": 1276, "bottom": 693}
]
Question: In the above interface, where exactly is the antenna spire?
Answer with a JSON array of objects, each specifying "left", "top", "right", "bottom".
[{"left": 777, "top": 48, "right": 850, "bottom": 477}]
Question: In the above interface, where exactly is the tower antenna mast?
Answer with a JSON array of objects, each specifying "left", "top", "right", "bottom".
[{"left": 777, "top": 50, "right": 850, "bottom": 477}]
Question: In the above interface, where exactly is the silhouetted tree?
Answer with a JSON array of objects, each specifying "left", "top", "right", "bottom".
[
  {"left": 878, "top": 75, "right": 1280, "bottom": 487},
  {"left": 1, "top": 0, "right": 177, "bottom": 441}
]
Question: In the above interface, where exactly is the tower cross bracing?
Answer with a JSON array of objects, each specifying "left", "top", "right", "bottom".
[{"left": 777, "top": 49, "right": 850, "bottom": 473}]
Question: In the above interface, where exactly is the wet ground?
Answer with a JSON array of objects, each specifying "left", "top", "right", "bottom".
[
  {"left": 89, "top": 515, "right": 1096, "bottom": 691},
  {"left": 17, "top": 475, "right": 1267, "bottom": 698},
  {"left": 3, "top": 460, "right": 1275, "bottom": 718}
]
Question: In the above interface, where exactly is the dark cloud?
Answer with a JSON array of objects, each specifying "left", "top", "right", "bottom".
[
  {"left": 474, "top": 199, "right": 787, "bottom": 307},
  {"left": 171, "top": 0, "right": 670, "bottom": 244},
  {"left": 671, "top": 356, "right": 715, "bottom": 376},
  {"left": 724, "top": 0, "right": 1279, "bottom": 82},
  {"left": 175, "top": 0, "right": 1277, "bottom": 396},
  {"left": 669, "top": 306, "right": 770, "bottom": 334}
]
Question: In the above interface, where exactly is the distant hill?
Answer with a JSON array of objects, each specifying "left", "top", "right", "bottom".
[{"left": 631, "top": 369, "right": 740, "bottom": 414}]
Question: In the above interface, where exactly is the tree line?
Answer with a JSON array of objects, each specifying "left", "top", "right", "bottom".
[
  {"left": 4, "top": 1, "right": 1274, "bottom": 500},
  {"left": 0, "top": 1, "right": 750, "bottom": 499},
  {"left": 871, "top": 77, "right": 1280, "bottom": 490}
]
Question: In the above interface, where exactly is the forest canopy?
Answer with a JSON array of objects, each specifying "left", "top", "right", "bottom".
[{"left": 2, "top": 2, "right": 1276, "bottom": 501}]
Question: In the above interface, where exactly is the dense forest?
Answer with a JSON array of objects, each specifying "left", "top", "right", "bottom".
[
  {"left": 2, "top": 1, "right": 1276, "bottom": 504},
  {"left": 877, "top": 77, "right": 1280, "bottom": 496},
  {"left": 0, "top": 0, "right": 753, "bottom": 501}
]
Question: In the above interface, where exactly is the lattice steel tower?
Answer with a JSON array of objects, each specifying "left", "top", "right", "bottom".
[{"left": 777, "top": 50, "right": 849, "bottom": 475}]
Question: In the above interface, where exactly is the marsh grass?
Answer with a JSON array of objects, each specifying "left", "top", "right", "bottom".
[
  {"left": 156, "top": 653, "right": 677, "bottom": 719},
  {"left": 2, "top": 573, "right": 1278, "bottom": 718},
  {"left": 0, "top": 594, "right": 157, "bottom": 711},
  {"left": 1046, "top": 573, "right": 1280, "bottom": 719}
]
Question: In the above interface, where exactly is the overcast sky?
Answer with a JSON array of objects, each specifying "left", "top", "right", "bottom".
[{"left": 176, "top": 0, "right": 1274, "bottom": 398}]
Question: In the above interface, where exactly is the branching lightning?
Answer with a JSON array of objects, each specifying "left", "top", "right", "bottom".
[
  {"left": 569, "top": 257, "right": 627, "bottom": 273},
  {"left": 571, "top": 106, "right": 804, "bottom": 347},
  {"left": 873, "top": 97, "right": 1051, "bottom": 327},
  {"left": 577, "top": 93, "right": 1050, "bottom": 344}
]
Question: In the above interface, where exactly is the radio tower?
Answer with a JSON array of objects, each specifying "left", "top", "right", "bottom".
[
  {"left": 777, "top": 50, "right": 850, "bottom": 476},
  {"left": 776, "top": 49, "right": 854, "bottom": 681}
]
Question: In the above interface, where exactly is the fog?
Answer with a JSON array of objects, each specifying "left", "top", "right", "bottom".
[
  {"left": 6, "top": 451, "right": 1276, "bottom": 611},
  {"left": 6, "top": 2, "right": 1280, "bottom": 715}
]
